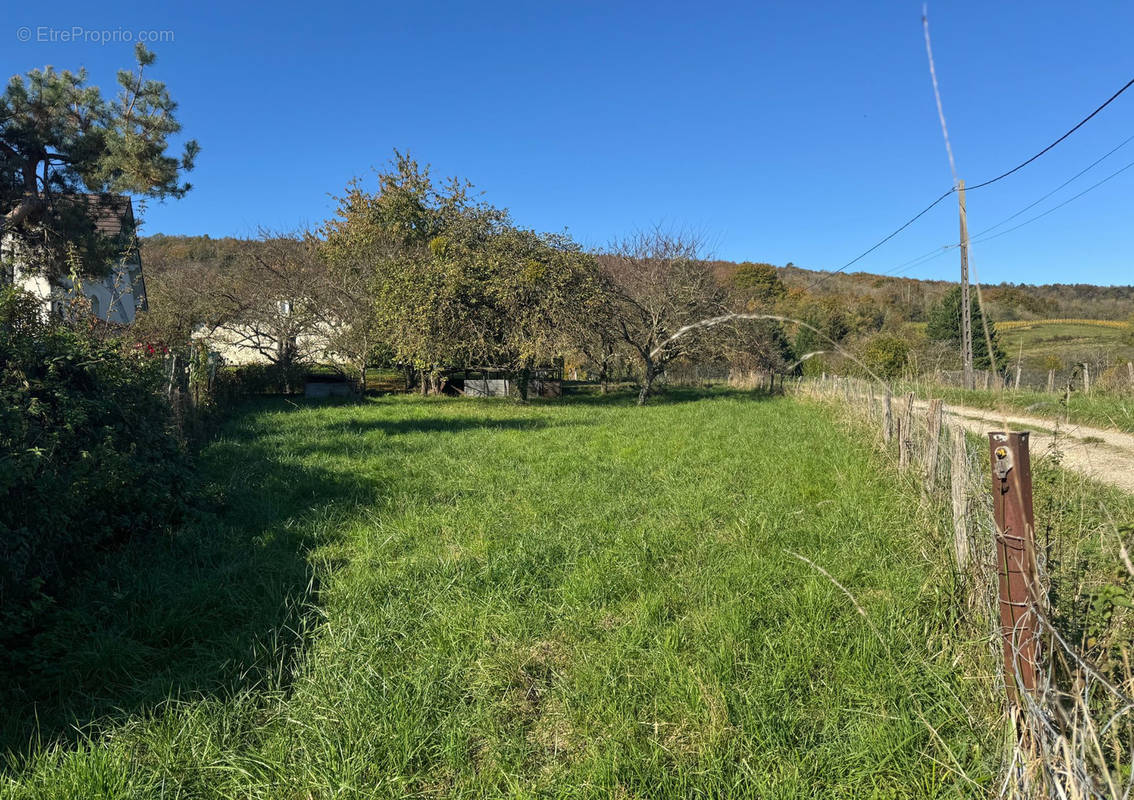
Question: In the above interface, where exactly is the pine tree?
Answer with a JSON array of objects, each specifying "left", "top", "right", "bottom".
[
  {"left": 1, "top": 44, "right": 198, "bottom": 279},
  {"left": 926, "top": 286, "right": 1007, "bottom": 373}
]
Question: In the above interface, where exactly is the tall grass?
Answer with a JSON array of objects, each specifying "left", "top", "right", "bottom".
[
  {"left": 2, "top": 391, "right": 998, "bottom": 798},
  {"left": 805, "top": 375, "right": 1134, "bottom": 797}
]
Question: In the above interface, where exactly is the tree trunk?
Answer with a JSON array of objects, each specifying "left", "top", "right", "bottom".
[
  {"left": 2, "top": 195, "right": 44, "bottom": 233},
  {"left": 637, "top": 362, "right": 658, "bottom": 406},
  {"left": 419, "top": 369, "right": 429, "bottom": 395}
]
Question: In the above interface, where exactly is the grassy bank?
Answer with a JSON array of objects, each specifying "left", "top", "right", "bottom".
[
  {"left": 3, "top": 391, "right": 996, "bottom": 798},
  {"left": 905, "top": 383, "right": 1134, "bottom": 433}
]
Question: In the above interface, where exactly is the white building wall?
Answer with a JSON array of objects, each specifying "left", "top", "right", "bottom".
[
  {"left": 4, "top": 234, "right": 144, "bottom": 325},
  {"left": 192, "top": 323, "right": 338, "bottom": 367}
]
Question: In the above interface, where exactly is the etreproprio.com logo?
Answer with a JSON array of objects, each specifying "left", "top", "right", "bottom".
[{"left": 16, "top": 26, "right": 175, "bottom": 45}]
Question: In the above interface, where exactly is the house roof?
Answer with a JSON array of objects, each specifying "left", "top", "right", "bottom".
[{"left": 70, "top": 194, "right": 136, "bottom": 237}]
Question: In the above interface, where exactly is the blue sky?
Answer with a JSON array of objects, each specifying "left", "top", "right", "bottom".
[{"left": 5, "top": 1, "right": 1133, "bottom": 285}]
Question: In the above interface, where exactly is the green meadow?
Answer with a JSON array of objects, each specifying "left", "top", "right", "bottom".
[
  {"left": 2, "top": 392, "right": 996, "bottom": 799},
  {"left": 997, "top": 320, "right": 1134, "bottom": 369}
]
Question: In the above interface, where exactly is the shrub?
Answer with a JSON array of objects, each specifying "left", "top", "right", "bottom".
[
  {"left": 213, "top": 362, "right": 309, "bottom": 402},
  {"left": 861, "top": 333, "right": 911, "bottom": 379},
  {"left": 0, "top": 289, "right": 191, "bottom": 655}
]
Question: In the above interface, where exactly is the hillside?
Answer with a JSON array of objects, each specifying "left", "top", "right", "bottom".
[
  {"left": 709, "top": 260, "right": 1134, "bottom": 323},
  {"left": 144, "top": 235, "right": 1133, "bottom": 324}
]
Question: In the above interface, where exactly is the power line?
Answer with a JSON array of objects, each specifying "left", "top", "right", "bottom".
[
  {"left": 969, "top": 132, "right": 1134, "bottom": 239},
  {"left": 803, "top": 189, "right": 955, "bottom": 291},
  {"left": 965, "top": 77, "right": 1134, "bottom": 190},
  {"left": 875, "top": 153, "right": 1134, "bottom": 279},
  {"left": 971, "top": 156, "right": 1134, "bottom": 245},
  {"left": 873, "top": 131, "right": 1134, "bottom": 279},
  {"left": 882, "top": 243, "right": 957, "bottom": 278},
  {"left": 802, "top": 75, "right": 1134, "bottom": 292}
]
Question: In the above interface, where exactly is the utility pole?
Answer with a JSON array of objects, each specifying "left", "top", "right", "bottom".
[{"left": 958, "top": 180, "right": 974, "bottom": 391}]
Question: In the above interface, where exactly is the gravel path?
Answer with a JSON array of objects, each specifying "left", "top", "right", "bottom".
[{"left": 938, "top": 403, "right": 1134, "bottom": 494}]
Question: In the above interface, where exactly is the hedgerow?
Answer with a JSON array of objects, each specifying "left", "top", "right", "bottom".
[{"left": 0, "top": 289, "right": 192, "bottom": 658}]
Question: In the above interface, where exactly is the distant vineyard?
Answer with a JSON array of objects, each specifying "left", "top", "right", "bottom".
[{"left": 996, "top": 318, "right": 1129, "bottom": 331}]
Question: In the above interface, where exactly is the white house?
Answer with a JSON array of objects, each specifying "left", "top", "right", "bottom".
[{"left": 2, "top": 194, "right": 147, "bottom": 325}]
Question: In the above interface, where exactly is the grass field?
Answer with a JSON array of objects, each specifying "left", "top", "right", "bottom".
[
  {"left": 997, "top": 320, "right": 1134, "bottom": 373},
  {"left": 2, "top": 391, "right": 998, "bottom": 798}
]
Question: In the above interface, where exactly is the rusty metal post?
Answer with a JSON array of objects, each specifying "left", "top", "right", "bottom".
[{"left": 988, "top": 431, "right": 1039, "bottom": 701}]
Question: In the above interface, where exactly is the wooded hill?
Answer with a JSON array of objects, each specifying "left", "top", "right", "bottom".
[
  {"left": 144, "top": 235, "right": 1132, "bottom": 324},
  {"left": 721, "top": 261, "right": 1134, "bottom": 322}
]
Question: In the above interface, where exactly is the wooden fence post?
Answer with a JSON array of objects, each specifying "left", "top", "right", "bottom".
[
  {"left": 902, "top": 394, "right": 915, "bottom": 468},
  {"left": 924, "top": 399, "right": 943, "bottom": 488},
  {"left": 883, "top": 390, "right": 893, "bottom": 443},
  {"left": 951, "top": 426, "right": 969, "bottom": 574},
  {"left": 988, "top": 431, "right": 1039, "bottom": 701},
  {"left": 898, "top": 394, "right": 914, "bottom": 470},
  {"left": 1082, "top": 362, "right": 1091, "bottom": 394},
  {"left": 1046, "top": 369, "right": 1055, "bottom": 394}
]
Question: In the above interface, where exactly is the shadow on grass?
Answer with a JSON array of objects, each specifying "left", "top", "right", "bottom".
[
  {"left": 289, "top": 384, "right": 779, "bottom": 413},
  {"left": 0, "top": 396, "right": 544, "bottom": 773},
  {"left": 321, "top": 414, "right": 554, "bottom": 438},
  {"left": 560, "top": 385, "right": 782, "bottom": 407}
]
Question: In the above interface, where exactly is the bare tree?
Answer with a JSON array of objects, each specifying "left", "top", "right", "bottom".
[
  {"left": 204, "top": 232, "right": 325, "bottom": 389},
  {"left": 600, "top": 228, "right": 724, "bottom": 404},
  {"left": 311, "top": 233, "right": 381, "bottom": 392}
]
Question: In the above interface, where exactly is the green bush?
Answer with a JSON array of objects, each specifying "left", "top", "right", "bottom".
[
  {"left": 861, "top": 333, "right": 911, "bottom": 379},
  {"left": 214, "top": 362, "right": 307, "bottom": 401},
  {"left": 0, "top": 289, "right": 191, "bottom": 654}
]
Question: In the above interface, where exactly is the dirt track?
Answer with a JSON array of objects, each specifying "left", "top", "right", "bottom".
[{"left": 937, "top": 403, "right": 1134, "bottom": 494}]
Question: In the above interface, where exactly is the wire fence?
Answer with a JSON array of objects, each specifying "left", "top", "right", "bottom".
[{"left": 799, "top": 374, "right": 1134, "bottom": 800}]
